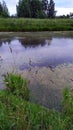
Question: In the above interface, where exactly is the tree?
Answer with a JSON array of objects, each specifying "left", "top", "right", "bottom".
[
  {"left": 0, "top": 1, "right": 9, "bottom": 17},
  {"left": 48, "top": 0, "right": 55, "bottom": 18},
  {"left": 0, "top": 2, "right": 3, "bottom": 16},
  {"left": 69, "top": 12, "right": 73, "bottom": 18},
  {"left": 2, "top": 1, "right": 9, "bottom": 17},
  {"left": 16, "top": 0, "right": 31, "bottom": 17},
  {"left": 16, "top": 0, "right": 56, "bottom": 18},
  {"left": 30, "top": 0, "right": 43, "bottom": 18},
  {"left": 17, "top": 0, "right": 44, "bottom": 18},
  {"left": 42, "top": 0, "right": 48, "bottom": 11},
  {"left": 42, "top": 0, "right": 48, "bottom": 17}
]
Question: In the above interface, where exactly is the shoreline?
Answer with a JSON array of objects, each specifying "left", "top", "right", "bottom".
[{"left": 0, "top": 31, "right": 73, "bottom": 39}]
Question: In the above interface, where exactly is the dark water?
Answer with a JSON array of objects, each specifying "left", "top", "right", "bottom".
[{"left": 0, "top": 37, "right": 73, "bottom": 70}]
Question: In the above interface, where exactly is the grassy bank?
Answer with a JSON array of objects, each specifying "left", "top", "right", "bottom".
[
  {"left": 0, "top": 18, "right": 73, "bottom": 31},
  {"left": 0, "top": 73, "right": 73, "bottom": 130}
]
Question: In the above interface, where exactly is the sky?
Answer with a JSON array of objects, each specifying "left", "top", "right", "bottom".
[{"left": 0, "top": 0, "right": 73, "bottom": 16}]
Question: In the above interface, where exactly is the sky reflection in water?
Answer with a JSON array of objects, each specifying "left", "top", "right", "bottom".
[{"left": 0, "top": 37, "right": 73, "bottom": 70}]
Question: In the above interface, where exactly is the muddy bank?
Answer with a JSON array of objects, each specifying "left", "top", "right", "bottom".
[{"left": 0, "top": 31, "right": 73, "bottom": 39}]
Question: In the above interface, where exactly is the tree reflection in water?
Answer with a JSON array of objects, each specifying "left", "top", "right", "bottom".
[{"left": 19, "top": 38, "right": 52, "bottom": 48}]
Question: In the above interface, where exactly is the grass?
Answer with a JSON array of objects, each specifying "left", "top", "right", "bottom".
[
  {"left": 4, "top": 73, "right": 29, "bottom": 100},
  {"left": 0, "top": 73, "right": 73, "bottom": 129},
  {"left": 0, "top": 18, "right": 73, "bottom": 31}
]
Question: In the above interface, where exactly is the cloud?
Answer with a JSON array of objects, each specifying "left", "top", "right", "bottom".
[
  {"left": 55, "top": 0, "right": 73, "bottom": 15},
  {"left": 56, "top": 7, "right": 73, "bottom": 16},
  {"left": 8, "top": 6, "right": 16, "bottom": 15}
]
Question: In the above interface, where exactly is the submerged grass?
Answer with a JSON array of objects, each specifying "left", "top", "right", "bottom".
[
  {"left": 0, "top": 18, "right": 73, "bottom": 31},
  {"left": 0, "top": 73, "right": 73, "bottom": 129}
]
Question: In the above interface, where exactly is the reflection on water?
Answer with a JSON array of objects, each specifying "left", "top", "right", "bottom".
[
  {"left": 1, "top": 36, "right": 73, "bottom": 110},
  {"left": 0, "top": 37, "right": 73, "bottom": 70}
]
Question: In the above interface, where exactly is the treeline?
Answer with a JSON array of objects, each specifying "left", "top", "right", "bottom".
[
  {"left": 16, "top": 0, "right": 56, "bottom": 18},
  {"left": 0, "top": 0, "right": 56, "bottom": 18},
  {"left": 0, "top": 0, "right": 73, "bottom": 19}
]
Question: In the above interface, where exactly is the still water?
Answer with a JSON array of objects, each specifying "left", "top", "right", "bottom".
[
  {"left": 0, "top": 34, "right": 73, "bottom": 110},
  {"left": 0, "top": 37, "right": 73, "bottom": 70}
]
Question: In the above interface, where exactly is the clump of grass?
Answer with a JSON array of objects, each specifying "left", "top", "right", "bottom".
[{"left": 4, "top": 73, "right": 29, "bottom": 100}]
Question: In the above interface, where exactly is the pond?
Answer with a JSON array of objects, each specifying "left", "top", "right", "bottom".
[{"left": 0, "top": 32, "right": 73, "bottom": 110}]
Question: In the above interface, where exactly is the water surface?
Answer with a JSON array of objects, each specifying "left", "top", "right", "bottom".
[
  {"left": 0, "top": 37, "right": 73, "bottom": 70},
  {"left": 0, "top": 33, "right": 73, "bottom": 110}
]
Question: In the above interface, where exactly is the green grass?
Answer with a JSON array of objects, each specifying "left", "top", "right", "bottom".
[
  {"left": 4, "top": 73, "right": 29, "bottom": 100},
  {"left": 0, "top": 73, "right": 73, "bottom": 130},
  {"left": 0, "top": 91, "right": 63, "bottom": 130},
  {"left": 0, "top": 18, "right": 73, "bottom": 31},
  {"left": 0, "top": 74, "right": 73, "bottom": 130}
]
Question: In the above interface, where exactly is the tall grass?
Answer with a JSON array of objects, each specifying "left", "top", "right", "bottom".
[
  {"left": 0, "top": 18, "right": 73, "bottom": 31},
  {"left": 4, "top": 73, "right": 29, "bottom": 100},
  {"left": 0, "top": 73, "right": 73, "bottom": 130}
]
